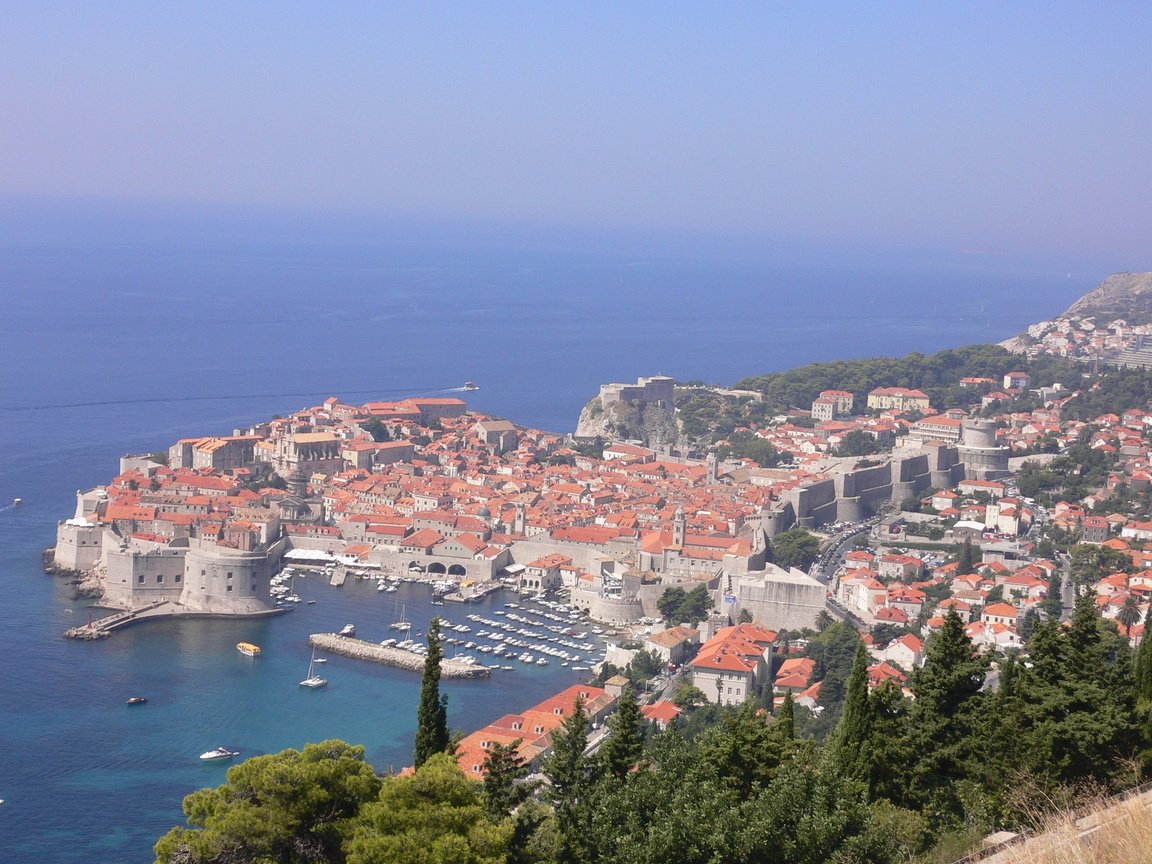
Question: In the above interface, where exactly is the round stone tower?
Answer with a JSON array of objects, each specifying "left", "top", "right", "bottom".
[{"left": 959, "top": 419, "right": 1010, "bottom": 480}]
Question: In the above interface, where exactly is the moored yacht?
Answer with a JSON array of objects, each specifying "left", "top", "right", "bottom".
[{"left": 200, "top": 746, "right": 239, "bottom": 761}]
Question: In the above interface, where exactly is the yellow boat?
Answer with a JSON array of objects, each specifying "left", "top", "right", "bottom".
[{"left": 236, "top": 642, "right": 261, "bottom": 657}]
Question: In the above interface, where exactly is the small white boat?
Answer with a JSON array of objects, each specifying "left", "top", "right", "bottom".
[
  {"left": 299, "top": 650, "right": 328, "bottom": 689},
  {"left": 200, "top": 746, "right": 239, "bottom": 761},
  {"left": 339, "top": 624, "right": 356, "bottom": 637}
]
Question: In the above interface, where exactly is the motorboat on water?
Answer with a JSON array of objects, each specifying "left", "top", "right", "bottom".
[
  {"left": 236, "top": 642, "right": 261, "bottom": 657},
  {"left": 299, "top": 650, "right": 328, "bottom": 689},
  {"left": 462, "top": 381, "right": 479, "bottom": 391},
  {"left": 200, "top": 746, "right": 240, "bottom": 761},
  {"left": 339, "top": 624, "right": 356, "bottom": 637},
  {"left": 126, "top": 696, "right": 148, "bottom": 705}
]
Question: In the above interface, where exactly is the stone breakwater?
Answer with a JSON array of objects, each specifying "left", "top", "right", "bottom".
[{"left": 308, "top": 633, "right": 491, "bottom": 679}]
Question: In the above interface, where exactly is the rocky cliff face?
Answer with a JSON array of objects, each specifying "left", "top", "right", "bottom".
[
  {"left": 574, "top": 396, "right": 681, "bottom": 449},
  {"left": 1060, "top": 272, "right": 1152, "bottom": 323}
]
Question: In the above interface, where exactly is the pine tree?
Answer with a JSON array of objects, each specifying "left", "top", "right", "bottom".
[
  {"left": 413, "top": 617, "right": 449, "bottom": 768},
  {"left": 600, "top": 686, "right": 645, "bottom": 780}
]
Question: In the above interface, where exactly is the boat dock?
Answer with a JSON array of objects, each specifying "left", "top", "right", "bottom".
[{"left": 308, "top": 633, "right": 491, "bottom": 678}]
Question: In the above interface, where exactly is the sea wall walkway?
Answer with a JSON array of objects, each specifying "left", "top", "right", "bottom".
[
  {"left": 308, "top": 633, "right": 491, "bottom": 679},
  {"left": 63, "top": 601, "right": 287, "bottom": 639}
]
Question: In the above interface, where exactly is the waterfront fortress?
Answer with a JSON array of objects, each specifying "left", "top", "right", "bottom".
[{"left": 54, "top": 486, "right": 283, "bottom": 614}]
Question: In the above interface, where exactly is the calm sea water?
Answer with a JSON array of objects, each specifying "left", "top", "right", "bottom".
[{"left": 0, "top": 225, "right": 1092, "bottom": 862}]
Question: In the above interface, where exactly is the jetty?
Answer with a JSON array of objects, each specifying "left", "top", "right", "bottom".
[
  {"left": 308, "top": 633, "right": 491, "bottom": 679},
  {"left": 64, "top": 601, "right": 287, "bottom": 639}
]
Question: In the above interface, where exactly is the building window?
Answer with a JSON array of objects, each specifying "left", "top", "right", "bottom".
[
  {"left": 175, "top": 574, "right": 182, "bottom": 583},
  {"left": 227, "top": 571, "right": 233, "bottom": 579},
  {"left": 138, "top": 575, "right": 145, "bottom": 583},
  {"left": 156, "top": 575, "right": 163, "bottom": 583},
  {"left": 227, "top": 585, "right": 233, "bottom": 592}
]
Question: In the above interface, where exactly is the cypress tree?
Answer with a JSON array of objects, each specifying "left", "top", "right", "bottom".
[
  {"left": 1042, "top": 572, "right": 1063, "bottom": 620},
  {"left": 907, "top": 609, "right": 988, "bottom": 817},
  {"left": 828, "top": 641, "right": 871, "bottom": 782},
  {"left": 1134, "top": 607, "right": 1152, "bottom": 708},
  {"left": 600, "top": 686, "right": 645, "bottom": 780},
  {"left": 775, "top": 690, "right": 795, "bottom": 740},
  {"left": 413, "top": 617, "right": 449, "bottom": 768},
  {"left": 957, "top": 538, "right": 976, "bottom": 576},
  {"left": 482, "top": 739, "right": 529, "bottom": 820},
  {"left": 543, "top": 696, "right": 591, "bottom": 864}
]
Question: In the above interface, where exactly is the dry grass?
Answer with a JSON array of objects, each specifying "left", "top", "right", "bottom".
[{"left": 996, "top": 796, "right": 1152, "bottom": 864}]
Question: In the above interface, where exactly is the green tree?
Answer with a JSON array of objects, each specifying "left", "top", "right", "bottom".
[
  {"left": 600, "top": 686, "right": 646, "bottom": 780},
  {"left": 806, "top": 621, "right": 861, "bottom": 729},
  {"left": 154, "top": 740, "right": 382, "bottom": 864},
  {"left": 655, "top": 584, "right": 713, "bottom": 625},
  {"left": 1069, "top": 543, "right": 1133, "bottom": 588},
  {"left": 772, "top": 527, "right": 822, "bottom": 571},
  {"left": 655, "top": 587, "right": 686, "bottom": 621},
  {"left": 542, "top": 696, "right": 592, "bottom": 864},
  {"left": 698, "top": 700, "right": 788, "bottom": 798},
  {"left": 906, "top": 610, "right": 989, "bottom": 821},
  {"left": 827, "top": 642, "right": 872, "bottom": 783},
  {"left": 1012, "top": 598, "right": 1139, "bottom": 790},
  {"left": 814, "top": 609, "right": 834, "bottom": 632},
  {"left": 672, "top": 683, "right": 708, "bottom": 707},
  {"left": 363, "top": 418, "right": 392, "bottom": 442},
  {"left": 956, "top": 538, "right": 976, "bottom": 576},
  {"left": 1134, "top": 607, "right": 1152, "bottom": 709},
  {"left": 343, "top": 753, "right": 512, "bottom": 864},
  {"left": 835, "top": 429, "right": 885, "bottom": 457},
  {"left": 1042, "top": 572, "right": 1064, "bottom": 620},
  {"left": 866, "top": 680, "right": 913, "bottom": 804},
  {"left": 775, "top": 690, "right": 795, "bottom": 740},
  {"left": 414, "top": 617, "right": 449, "bottom": 768},
  {"left": 1117, "top": 595, "right": 1142, "bottom": 638},
  {"left": 626, "top": 649, "right": 664, "bottom": 686},
  {"left": 481, "top": 740, "right": 531, "bottom": 821}
]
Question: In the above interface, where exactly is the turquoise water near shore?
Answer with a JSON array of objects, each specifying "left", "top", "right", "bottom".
[{"left": 0, "top": 227, "right": 1094, "bottom": 862}]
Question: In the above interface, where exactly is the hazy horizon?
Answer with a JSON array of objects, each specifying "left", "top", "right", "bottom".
[{"left": 2, "top": 4, "right": 1151, "bottom": 266}]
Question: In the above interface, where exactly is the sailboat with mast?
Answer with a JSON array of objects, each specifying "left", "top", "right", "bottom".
[
  {"left": 299, "top": 649, "right": 328, "bottom": 688},
  {"left": 389, "top": 601, "right": 412, "bottom": 632}
]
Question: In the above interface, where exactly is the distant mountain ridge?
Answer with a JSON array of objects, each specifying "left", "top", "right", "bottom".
[{"left": 1059, "top": 272, "right": 1152, "bottom": 323}]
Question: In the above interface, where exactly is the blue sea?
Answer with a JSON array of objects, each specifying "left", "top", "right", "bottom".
[{"left": 0, "top": 217, "right": 1097, "bottom": 862}]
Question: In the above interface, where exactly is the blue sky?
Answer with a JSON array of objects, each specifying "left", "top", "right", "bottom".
[{"left": 2, "top": 3, "right": 1150, "bottom": 261}]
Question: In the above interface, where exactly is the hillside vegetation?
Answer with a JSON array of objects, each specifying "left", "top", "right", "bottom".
[{"left": 1061, "top": 272, "right": 1152, "bottom": 324}]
